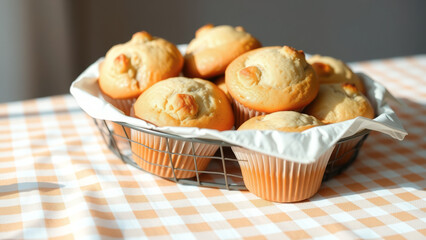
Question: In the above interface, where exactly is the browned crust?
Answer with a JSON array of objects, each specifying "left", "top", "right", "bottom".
[
  {"left": 99, "top": 32, "right": 183, "bottom": 99},
  {"left": 225, "top": 47, "right": 319, "bottom": 112},
  {"left": 183, "top": 25, "right": 261, "bottom": 79},
  {"left": 303, "top": 83, "right": 375, "bottom": 124},
  {"left": 133, "top": 78, "right": 234, "bottom": 131}
]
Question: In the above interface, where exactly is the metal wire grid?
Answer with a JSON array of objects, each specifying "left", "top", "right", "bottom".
[
  {"left": 323, "top": 131, "right": 370, "bottom": 181},
  {"left": 94, "top": 118, "right": 370, "bottom": 190}
]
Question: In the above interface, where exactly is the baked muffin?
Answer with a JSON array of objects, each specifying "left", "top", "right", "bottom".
[
  {"left": 131, "top": 77, "right": 234, "bottom": 179},
  {"left": 213, "top": 75, "right": 232, "bottom": 102},
  {"left": 232, "top": 111, "right": 332, "bottom": 202},
  {"left": 307, "top": 55, "right": 365, "bottom": 93},
  {"left": 226, "top": 46, "right": 319, "bottom": 127},
  {"left": 304, "top": 83, "right": 375, "bottom": 167},
  {"left": 183, "top": 24, "right": 261, "bottom": 79},
  {"left": 303, "top": 83, "right": 374, "bottom": 124},
  {"left": 98, "top": 31, "right": 183, "bottom": 143},
  {"left": 99, "top": 31, "right": 183, "bottom": 116}
]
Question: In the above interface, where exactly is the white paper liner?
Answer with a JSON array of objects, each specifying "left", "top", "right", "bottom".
[
  {"left": 131, "top": 129, "right": 218, "bottom": 179},
  {"left": 232, "top": 146, "right": 333, "bottom": 202},
  {"left": 70, "top": 45, "right": 407, "bottom": 164}
]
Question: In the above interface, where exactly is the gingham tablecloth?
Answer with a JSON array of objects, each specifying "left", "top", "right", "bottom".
[{"left": 1, "top": 55, "right": 425, "bottom": 240}]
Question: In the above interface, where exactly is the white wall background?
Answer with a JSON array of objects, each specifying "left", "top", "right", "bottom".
[{"left": 1, "top": 0, "right": 425, "bottom": 103}]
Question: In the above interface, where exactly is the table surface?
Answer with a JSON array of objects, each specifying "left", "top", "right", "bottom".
[{"left": 1, "top": 55, "right": 425, "bottom": 240}]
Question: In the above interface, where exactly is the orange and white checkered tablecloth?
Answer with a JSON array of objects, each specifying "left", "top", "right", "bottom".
[{"left": 1, "top": 55, "right": 425, "bottom": 239}]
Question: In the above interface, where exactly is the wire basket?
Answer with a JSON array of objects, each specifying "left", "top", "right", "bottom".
[{"left": 94, "top": 118, "right": 370, "bottom": 190}]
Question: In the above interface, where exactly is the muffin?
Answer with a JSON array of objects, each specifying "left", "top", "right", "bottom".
[
  {"left": 226, "top": 46, "right": 319, "bottom": 127},
  {"left": 232, "top": 111, "right": 332, "bottom": 202},
  {"left": 307, "top": 55, "right": 366, "bottom": 93},
  {"left": 303, "top": 83, "right": 374, "bottom": 124},
  {"left": 304, "top": 83, "right": 375, "bottom": 167},
  {"left": 183, "top": 24, "right": 261, "bottom": 79},
  {"left": 213, "top": 75, "right": 232, "bottom": 102},
  {"left": 99, "top": 31, "right": 183, "bottom": 115},
  {"left": 131, "top": 77, "right": 234, "bottom": 179},
  {"left": 98, "top": 31, "right": 183, "bottom": 141}
]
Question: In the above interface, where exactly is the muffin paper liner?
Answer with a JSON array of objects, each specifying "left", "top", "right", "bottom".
[
  {"left": 131, "top": 129, "right": 218, "bottom": 179},
  {"left": 70, "top": 46, "right": 407, "bottom": 164},
  {"left": 231, "top": 98, "right": 268, "bottom": 128},
  {"left": 100, "top": 91, "right": 136, "bottom": 143},
  {"left": 231, "top": 97, "right": 305, "bottom": 128},
  {"left": 99, "top": 91, "right": 136, "bottom": 116},
  {"left": 232, "top": 146, "right": 333, "bottom": 202}
]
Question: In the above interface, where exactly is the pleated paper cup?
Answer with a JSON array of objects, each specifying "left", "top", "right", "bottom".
[
  {"left": 232, "top": 147, "right": 334, "bottom": 202},
  {"left": 100, "top": 91, "right": 137, "bottom": 116},
  {"left": 100, "top": 91, "right": 137, "bottom": 143},
  {"left": 111, "top": 122, "right": 131, "bottom": 141},
  {"left": 231, "top": 98, "right": 267, "bottom": 128},
  {"left": 231, "top": 97, "right": 306, "bottom": 128},
  {"left": 131, "top": 129, "right": 218, "bottom": 179},
  {"left": 102, "top": 120, "right": 131, "bottom": 152}
]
